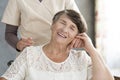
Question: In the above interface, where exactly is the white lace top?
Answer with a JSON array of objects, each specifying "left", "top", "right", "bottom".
[{"left": 2, "top": 45, "right": 92, "bottom": 80}]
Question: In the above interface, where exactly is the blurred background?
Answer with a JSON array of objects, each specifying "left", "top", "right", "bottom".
[{"left": 0, "top": 0, "right": 120, "bottom": 77}]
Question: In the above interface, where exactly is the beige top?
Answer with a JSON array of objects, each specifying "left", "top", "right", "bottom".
[
  {"left": 1, "top": 0, "right": 80, "bottom": 45},
  {"left": 2, "top": 45, "right": 92, "bottom": 80}
]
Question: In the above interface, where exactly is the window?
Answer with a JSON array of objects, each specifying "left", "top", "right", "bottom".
[{"left": 95, "top": 0, "right": 120, "bottom": 77}]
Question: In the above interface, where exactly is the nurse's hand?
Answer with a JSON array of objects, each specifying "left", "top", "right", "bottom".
[
  {"left": 0, "top": 77, "right": 6, "bottom": 80},
  {"left": 16, "top": 37, "right": 34, "bottom": 51}
]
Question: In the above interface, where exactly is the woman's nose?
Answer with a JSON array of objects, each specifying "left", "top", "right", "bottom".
[{"left": 62, "top": 27, "right": 68, "bottom": 33}]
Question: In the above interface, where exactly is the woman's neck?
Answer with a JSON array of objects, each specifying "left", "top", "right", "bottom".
[
  {"left": 44, "top": 42, "right": 68, "bottom": 55},
  {"left": 43, "top": 42, "right": 70, "bottom": 63}
]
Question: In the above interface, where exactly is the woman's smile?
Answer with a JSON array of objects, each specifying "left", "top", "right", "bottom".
[{"left": 57, "top": 32, "right": 67, "bottom": 39}]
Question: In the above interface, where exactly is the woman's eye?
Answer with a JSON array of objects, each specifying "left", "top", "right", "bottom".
[
  {"left": 60, "top": 21, "right": 66, "bottom": 25},
  {"left": 70, "top": 26, "right": 75, "bottom": 31}
]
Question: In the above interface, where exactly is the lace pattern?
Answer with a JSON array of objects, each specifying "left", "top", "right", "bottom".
[
  {"left": 2, "top": 48, "right": 28, "bottom": 80},
  {"left": 27, "top": 46, "right": 92, "bottom": 73},
  {"left": 2, "top": 46, "right": 92, "bottom": 80}
]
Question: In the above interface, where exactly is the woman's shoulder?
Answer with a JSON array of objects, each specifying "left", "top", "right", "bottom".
[
  {"left": 26, "top": 45, "right": 41, "bottom": 51},
  {"left": 70, "top": 49, "right": 90, "bottom": 60},
  {"left": 70, "top": 49, "right": 86, "bottom": 56},
  {"left": 24, "top": 46, "right": 43, "bottom": 65},
  {"left": 23, "top": 45, "right": 42, "bottom": 57}
]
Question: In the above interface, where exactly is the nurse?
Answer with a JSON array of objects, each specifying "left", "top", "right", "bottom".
[{"left": 2, "top": 0, "right": 86, "bottom": 51}]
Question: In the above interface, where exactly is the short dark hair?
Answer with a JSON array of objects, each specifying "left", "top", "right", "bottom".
[{"left": 52, "top": 9, "right": 87, "bottom": 33}]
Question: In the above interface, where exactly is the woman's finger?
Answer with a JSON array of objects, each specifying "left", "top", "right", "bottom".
[
  {"left": 70, "top": 38, "right": 77, "bottom": 49},
  {"left": 73, "top": 38, "right": 81, "bottom": 48}
]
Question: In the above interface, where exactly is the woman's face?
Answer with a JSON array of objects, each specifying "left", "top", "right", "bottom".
[{"left": 51, "top": 14, "right": 79, "bottom": 45}]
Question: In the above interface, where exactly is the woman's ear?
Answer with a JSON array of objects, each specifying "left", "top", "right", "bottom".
[{"left": 76, "top": 33, "right": 80, "bottom": 37}]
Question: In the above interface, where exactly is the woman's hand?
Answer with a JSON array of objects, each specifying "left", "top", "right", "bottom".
[
  {"left": 69, "top": 33, "right": 94, "bottom": 52},
  {"left": 76, "top": 33, "right": 94, "bottom": 52},
  {"left": 16, "top": 37, "right": 34, "bottom": 51}
]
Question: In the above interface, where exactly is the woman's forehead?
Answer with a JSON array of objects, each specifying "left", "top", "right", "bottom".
[
  {"left": 58, "top": 15, "right": 71, "bottom": 22},
  {"left": 58, "top": 15, "right": 77, "bottom": 26}
]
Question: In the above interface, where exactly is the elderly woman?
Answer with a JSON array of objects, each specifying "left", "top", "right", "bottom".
[{"left": 0, "top": 10, "right": 114, "bottom": 80}]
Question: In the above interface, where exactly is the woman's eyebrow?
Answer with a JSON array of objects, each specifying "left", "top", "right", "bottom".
[
  {"left": 59, "top": 19, "right": 66, "bottom": 23},
  {"left": 71, "top": 25, "right": 76, "bottom": 28},
  {"left": 59, "top": 19, "right": 76, "bottom": 28}
]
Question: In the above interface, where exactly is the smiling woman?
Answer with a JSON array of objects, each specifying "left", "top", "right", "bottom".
[
  {"left": 0, "top": 9, "right": 114, "bottom": 80},
  {"left": 50, "top": 10, "right": 87, "bottom": 47}
]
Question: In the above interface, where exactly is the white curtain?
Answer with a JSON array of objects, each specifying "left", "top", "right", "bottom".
[{"left": 95, "top": 0, "right": 120, "bottom": 77}]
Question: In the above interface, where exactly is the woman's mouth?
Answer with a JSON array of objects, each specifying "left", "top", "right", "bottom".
[{"left": 57, "top": 32, "right": 67, "bottom": 38}]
